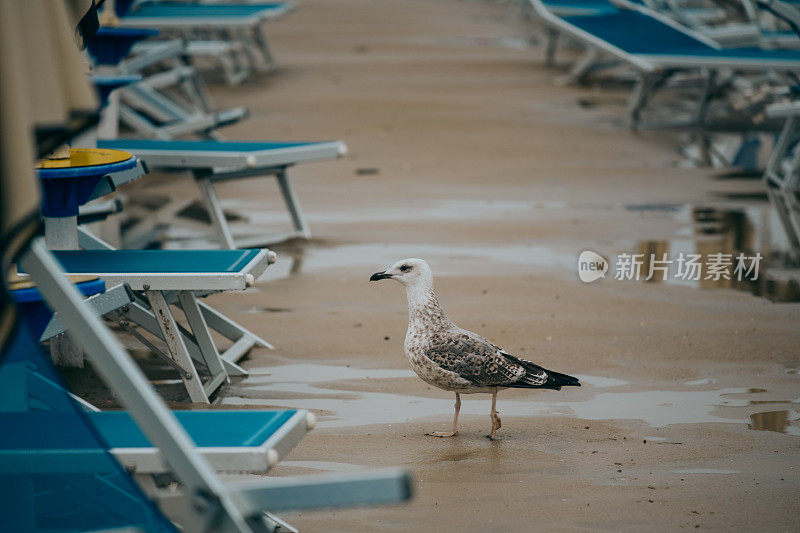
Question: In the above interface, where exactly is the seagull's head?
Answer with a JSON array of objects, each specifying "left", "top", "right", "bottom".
[{"left": 370, "top": 258, "right": 432, "bottom": 287}]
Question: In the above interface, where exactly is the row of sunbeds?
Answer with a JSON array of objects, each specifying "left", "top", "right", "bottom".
[
  {"left": 525, "top": 0, "right": 800, "bottom": 254},
  {"left": 2, "top": 1, "right": 410, "bottom": 531}
]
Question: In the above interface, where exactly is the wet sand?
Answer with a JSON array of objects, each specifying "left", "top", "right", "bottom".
[{"left": 114, "top": 0, "right": 799, "bottom": 530}]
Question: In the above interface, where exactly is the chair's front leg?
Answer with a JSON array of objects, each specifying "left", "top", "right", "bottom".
[
  {"left": 145, "top": 289, "right": 209, "bottom": 403},
  {"left": 276, "top": 168, "right": 311, "bottom": 239},
  {"left": 176, "top": 291, "right": 229, "bottom": 392}
]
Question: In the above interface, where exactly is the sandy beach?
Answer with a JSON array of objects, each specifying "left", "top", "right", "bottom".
[{"left": 74, "top": 0, "right": 799, "bottom": 530}]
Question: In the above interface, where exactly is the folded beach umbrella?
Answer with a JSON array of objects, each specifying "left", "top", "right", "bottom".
[
  {"left": 0, "top": 0, "right": 99, "bottom": 351},
  {"left": 0, "top": 5, "right": 177, "bottom": 530}
]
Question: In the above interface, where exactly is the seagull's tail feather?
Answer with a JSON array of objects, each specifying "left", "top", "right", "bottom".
[
  {"left": 502, "top": 353, "right": 580, "bottom": 390},
  {"left": 538, "top": 368, "right": 581, "bottom": 390}
]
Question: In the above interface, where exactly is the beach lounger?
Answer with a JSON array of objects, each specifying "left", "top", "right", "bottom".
[
  {"left": 133, "top": 38, "right": 252, "bottom": 85},
  {"left": 78, "top": 225, "right": 276, "bottom": 375},
  {"left": 529, "top": 0, "right": 800, "bottom": 127},
  {"left": 98, "top": 138, "right": 348, "bottom": 248},
  {"left": 42, "top": 248, "right": 274, "bottom": 403},
  {"left": 115, "top": 1, "right": 294, "bottom": 77},
  {"left": 88, "top": 27, "right": 249, "bottom": 140}
]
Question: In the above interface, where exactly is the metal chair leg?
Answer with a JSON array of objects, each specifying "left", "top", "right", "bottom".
[
  {"left": 276, "top": 169, "right": 311, "bottom": 239},
  {"left": 196, "top": 174, "right": 237, "bottom": 249},
  {"left": 145, "top": 290, "right": 209, "bottom": 403}
]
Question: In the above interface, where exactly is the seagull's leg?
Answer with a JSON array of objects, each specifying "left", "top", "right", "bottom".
[
  {"left": 488, "top": 389, "right": 502, "bottom": 440},
  {"left": 426, "top": 392, "right": 460, "bottom": 438}
]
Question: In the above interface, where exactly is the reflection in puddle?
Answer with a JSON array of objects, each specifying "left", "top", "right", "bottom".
[
  {"left": 627, "top": 205, "right": 800, "bottom": 301},
  {"left": 223, "top": 364, "right": 797, "bottom": 436},
  {"left": 241, "top": 306, "right": 291, "bottom": 314},
  {"left": 748, "top": 410, "right": 800, "bottom": 436}
]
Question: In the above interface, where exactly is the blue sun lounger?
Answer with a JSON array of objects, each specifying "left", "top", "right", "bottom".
[
  {"left": 88, "top": 27, "right": 250, "bottom": 140},
  {"left": 0, "top": 409, "right": 311, "bottom": 475},
  {"left": 2, "top": 406, "right": 312, "bottom": 474},
  {"left": 98, "top": 138, "right": 347, "bottom": 248},
  {"left": 121, "top": 2, "right": 292, "bottom": 25},
  {"left": 530, "top": 0, "right": 800, "bottom": 127},
  {"left": 116, "top": 1, "right": 294, "bottom": 76},
  {"left": 43, "top": 249, "right": 275, "bottom": 403},
  {"left": 540, "top": 0, "right": 619, "bottom": 16},
  {"left": 95, "top": 410, "right": 312, "bottom": 473}
]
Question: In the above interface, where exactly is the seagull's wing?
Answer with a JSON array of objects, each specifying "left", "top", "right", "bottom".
[{"left": 425, "top": 328, "right": 526, "bottom": 387}]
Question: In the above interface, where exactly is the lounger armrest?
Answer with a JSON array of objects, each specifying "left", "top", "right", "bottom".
[
  {"left": 227, "top": 468, "right": 413, "bottom": 513},
  {"left": 767, "top": 101, "right": 800, "bottom": 118}
]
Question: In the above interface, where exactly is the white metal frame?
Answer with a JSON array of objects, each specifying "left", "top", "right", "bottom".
[
  {"left": 100, "top": 140, "right": 347, "bottom": 248},
  {"left": 78, "top": 227, "right": 273, "bottom": 377},
  {"left": 53, "top": 246, "right": 273, "bottom": 402},
  {"left": 108, "top": 141, "right": 347, "bottom": 169}
]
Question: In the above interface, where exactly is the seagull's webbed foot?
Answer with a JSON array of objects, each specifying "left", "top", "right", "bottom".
[
  {"left": 487, "top": 413, "right": 502, "bottom": 440},
  {"left": 426, "top": 430, "right": 458, "bottom": 438}
]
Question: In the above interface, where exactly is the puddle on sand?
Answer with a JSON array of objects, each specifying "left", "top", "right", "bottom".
[
  {"left": 198, "top": 198, "right": 569, "bottom": 228},
  {"left": 279, "top": 460, "right": 364, "bottom": 472},
  {"left": 413, "top": 36, "right": 532, "bottom": 50},
  {"left": 673, "top": 468, "right": 738, "bottom": 475},
  {"left": 169, "top": 197, "right": 800, "bottom": 302},
  {"left": 620, "top": 204, "right": 800, "bottom": 301},
  {"left": 749, "top": 410, "right": 800, "bottom": 436},
  {"left": 222, "top": 364, "right": 797, "bottom": 435},
  {"left": 685, "top": 378, "right": 716, "bottom": 386},
  {"left": 255, "top": 242, "right": 579, "bottom": 283},
  {"left": 241, "top": 306, "right": 291, "bottom": 314}
]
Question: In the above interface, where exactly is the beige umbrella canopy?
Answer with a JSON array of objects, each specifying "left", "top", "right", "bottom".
[{"left": 0, "top": 0, "right": 99, "bottom": 349}]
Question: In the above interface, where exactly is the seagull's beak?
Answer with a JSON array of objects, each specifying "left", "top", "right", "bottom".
[{"left": 370, "top": 271, "right": 392, "bottom": 281}]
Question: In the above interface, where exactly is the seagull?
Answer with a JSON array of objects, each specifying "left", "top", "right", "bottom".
[{"left": 370, "top": 258, "right": 580, "bottom": 439}]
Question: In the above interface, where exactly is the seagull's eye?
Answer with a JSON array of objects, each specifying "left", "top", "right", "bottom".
[{"left": 399, "top": 265, "right": 411, "bottom": 272}]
